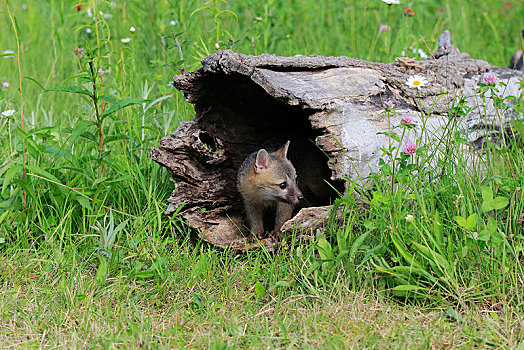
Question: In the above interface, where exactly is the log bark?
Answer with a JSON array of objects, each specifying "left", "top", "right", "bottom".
[{"left": 151, "top": 30, "right": 524, "bottom": 250}]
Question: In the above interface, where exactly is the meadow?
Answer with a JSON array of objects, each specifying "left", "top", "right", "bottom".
[{"left": 1, "top": 0, "right": 524, "bottom": 348}]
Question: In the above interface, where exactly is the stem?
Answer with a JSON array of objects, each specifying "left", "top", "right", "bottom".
[
  {"left": 3, "top": 0, "right": 26, "bottom": 206},
  {"left": 88, "top": 60, "right": 104, "bottom": 177}
]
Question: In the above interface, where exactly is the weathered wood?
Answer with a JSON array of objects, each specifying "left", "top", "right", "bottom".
[{"left": 151, "top": 31, "right": 524, "bottom": 250}]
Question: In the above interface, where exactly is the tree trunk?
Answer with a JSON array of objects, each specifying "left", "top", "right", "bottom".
[{"left": 151, "top": 31, "right": 524, "bottom": 250}]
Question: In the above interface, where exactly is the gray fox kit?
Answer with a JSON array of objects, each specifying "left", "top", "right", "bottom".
[{"left": 237, "top": 141, "right": 304, "bottom": 239}]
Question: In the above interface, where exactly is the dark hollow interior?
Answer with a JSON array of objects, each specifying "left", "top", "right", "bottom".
[{"left": 193, "top": 72, "right": 345, "bottom": 227}]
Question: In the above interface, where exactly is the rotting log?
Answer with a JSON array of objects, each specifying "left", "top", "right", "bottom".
[{"left": 151, "top": 30, "right": 524, "bottom": 250}]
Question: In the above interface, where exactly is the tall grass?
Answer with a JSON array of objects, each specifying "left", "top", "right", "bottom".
[{"left": 0, "top": 0, "right": 524, "bottom": 347}]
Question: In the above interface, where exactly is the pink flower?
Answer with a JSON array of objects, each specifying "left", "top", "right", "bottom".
[
  {"left": 384, "top": 100, "right": 394, "bottom": 110},
  {"left": 73, "top": 48, "right": 84, "bottom": 57},
  {"left": 98, "top": 68, "right": 105, "bottom": 76},
  {"left": 400, "top": 113, "right": 413, "bottom": 126},
  {"left": 482, "top": 73, "right": 498, "bottom": 85},
  {"left": 402, "top": 140, "right": 418, "bottom": 155},
  {"left": 379, "top": 24, "right": 391, "bottom": 33},
  {"left": 2, "top": 82, "right": 8, "bottom": 88}
]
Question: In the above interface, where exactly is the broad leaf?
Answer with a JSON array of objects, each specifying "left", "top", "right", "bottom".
[{"left": 46, "top": 85, "right": 93, "bottom": 98}]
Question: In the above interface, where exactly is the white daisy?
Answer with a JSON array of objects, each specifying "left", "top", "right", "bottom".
[
  {"left": 381, "top": 0, "right": 400, "bottom": 4},
  {"left": 1, "top": 109, "right": 15, "bottom": 117},
  {"left": 121, "top": 38, "right": 131, "bottom": 44},
  {"left": 405, "top": 75, "right": 428, "bottom": 88},
  {"left": 405, "top": 214, "right": 414, "bottom": 223}
]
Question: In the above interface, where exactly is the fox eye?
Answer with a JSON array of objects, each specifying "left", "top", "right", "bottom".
[{"left": 279, "top": 182, "right": 287, "bottom": 189}]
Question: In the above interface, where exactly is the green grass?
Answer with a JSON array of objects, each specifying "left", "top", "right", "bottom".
[{"left": 1, "top": 0, "right": 524, "bottom": 348}]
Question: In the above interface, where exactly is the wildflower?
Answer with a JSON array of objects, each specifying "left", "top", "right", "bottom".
[
  {"left": 400, "top": 113, "right": 413, "bottom": 126},
  {"left": 384, "top": 100, "right": 394, "bottom": 110},
  {"left": 403, "top": 7, "right": 415, "bottom": 16},
  {"left": 1, "top": 109, "right": 15, "bottom": 117},
  {"left": 86, "top": 28, "right": 92, "bottom": 34},
  {"left": 379, "top": 24, "right": 391, "bottom": 33},
  {"left": 400, "top": 50, "right": 406, "bottom": 56},
  {"left": 402, "top": 140, "right": 418, "bottom": 155},
  {"left": 22, "top": 4, "right": 27, "bottom": 10},
  {"left": 87, "top": 8, "right": 92, "bottom": 17},
  {"left": 381, "top": 0, "right": 400, "bottom": 5},
  {"left": 439, "top": 7, "right": 445, "bottom": 13},
  {"left": 482, "top": 73, "right": 498, "bottom": 85},
  {"left": 170, "top": 20, "right": 178, "bottom": 26},
  {"left": 121, "top": 38, "right": 131, "bottom": 44},
  {"left": 417, "top": 48, "right": 428, "bottom": 59},
  {"left": 405, "top": 74, "right": 428, "bottom": 88},
  {"left": 73, "top": 47, "right": 84, "bottom": 57},
  {"left": 129, "top": 26, "right": 136, "bottom": 34},
  {"left": 214, "top": 43, "right": 220, "bottom": 50},
  {"left": 405, "top": 214, "right": 414, "bottom": 223},
  {"left": 2, "top": 82, "right": 8, "bottom": 88},
  {"left": 76, "top": 4, "right": 82, "bottom": 11},
  {"left": 98, "top": 68, "right": 105, "bottom": 76}
]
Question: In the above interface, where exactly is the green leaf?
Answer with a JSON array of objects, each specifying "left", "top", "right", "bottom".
[
  {"left": 101, "top": 97, "right": 148, "bottom": 118},
  {"left": 477, "top": 229, "right": 491, "bottom": 241},
  {"left": 391, "top": 234, "right": 421, "bottom": 268},
  {"left": 103, "top": 134, "right": 131, "bottom": 145},
  {"left": 481, "top": 185, "right": 493, "bottom": 202},
  {"left": 348, "top": 232, "right": 369, "bottom": 263},
  {"left": 465, "top": 213, "right": 478, "bottom": 230},
  {"left": 491, "top": 196, "right": 509, "bottom": 210},
  {"left": 192, "top": 294, "right": 204, "bottom": 308},
  {"left": 433, "top": 211, "right": 444, "bottom": 244},
  {"left": 411, "top": 242, "right": 450, "bottom": 275},
  {"left": 2, "top": 164, "right": 22, "bottom": 196},
  {"left": 24, "top": 76, "right": 45, "bottom": 90},
  {"left": 46, "top": 85, "right": 93, "bottom": 98},
  {"left": 95, "top": 255, "right": 108, "bottom": 285},
  {"left": 482, "top": 201, "right": 494, "bottom": 213},
  {"left": 68, "top": 120, "right": 95, "bottom": 146},
  {"left": 316, "top": 238, "right": 334, "bottom": 261},
  {"left": 75, "top": 195, "right": 92, "bottom": 210},
  {"left": 487, "top": 217, "right": 497, "bottom": 234},
  {"left": 454, "top": 216, "right": 466, "bottom": 228},
  {"left": 446, "top": 307, "right": 463, "bottom": 323},
  {"left": 253, "top": 282, "right": 266, "bottom": 298}
]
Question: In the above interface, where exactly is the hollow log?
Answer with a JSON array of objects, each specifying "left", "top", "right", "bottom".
[{"left": 151, "top": 30, "right": 524, "bottom": 250}]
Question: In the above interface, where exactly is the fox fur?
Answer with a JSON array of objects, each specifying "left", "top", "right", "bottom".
[{"left": 237, "top": 141, "right": 304, "bottom": 239}]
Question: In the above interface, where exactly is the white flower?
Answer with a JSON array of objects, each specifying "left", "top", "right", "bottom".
[
  {"left": 400, "top": 50, "right": 406, "bottom": 56},
  {"left": 87, "top": 8, "right": 93, "bottom": 17},
  {"left": 170, "top": 20, "right": 178, "bottom": 26},
  {"left": 405, "top": 214, "right": 414, "bottom": 223},
  {"left": 86, "top": 28, "right": 92, "bottom": 34},
  {"left": 417, "top": 48, "right": 428, "bottom": 59},
  {"left": 405, "top": 74, "right": 428, "bottom": 88},
  {"left": 121, "top": 37, "right": 131, "bottom": 44},
  {"left": 381, "top": 0, "right": 400, "bottom": 4},
  {"left": 214, "top": 43, "right": 220, "bottom": 50},
  {"left": 2, "top": 109, "right": 15, "bottom": 117},
  {"left": 129, "top": 26, "right": 136, "bottom": 34}
]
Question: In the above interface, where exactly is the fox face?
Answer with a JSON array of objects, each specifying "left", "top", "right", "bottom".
[{"left": 238, "top": 141, "right": 304, "bottom": 207}]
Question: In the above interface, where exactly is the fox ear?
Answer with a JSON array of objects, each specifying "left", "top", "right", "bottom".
[
  {"left": 255, "top": 149, "right": 271, "bottom": 172},
  {"left": 273, "top": 140, "right": 290, "bottom": 159}
]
